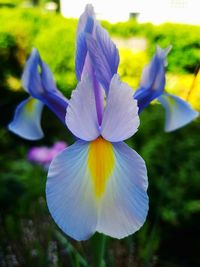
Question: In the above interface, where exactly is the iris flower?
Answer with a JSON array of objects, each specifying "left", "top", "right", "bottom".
[
  {"left": 46, "top": 6, "right": 148, "bottom": 241},
  {"left": 134, "top": 46, "right": 199, "bottom": 132},
  {"left": 9, "top": 5, "right": 148, "bottom": 241},
  {"left": 46, "top": 72, "right": 148, "bottom": 240}
]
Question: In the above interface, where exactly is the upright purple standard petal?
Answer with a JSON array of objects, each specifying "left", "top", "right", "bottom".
[
  {"left": 76, "top": 4, "right": 95, "bottom": 36},
  {"left": 101, "top": 74, "right": 139, "bottom": 142},
  {"left": 75, "top": 4, "right": 95, "bottom": 81},
  {"left": 22, "top": 49, "right": 43, "bottom": 96},
  {"left": 158, "top": 93, "right": 199, "bottom": 132},
  {"left": 96, "top": 25, "right": 119, "bottom": 79},
  {"left": 75, "top": 18, "right": 94, "bottom": 81},
  {"left": 86, "top": 25, "right": 119, "bottom": 94},
  {"left": 22, "top": 49, "right": 68, "bottom": 124},
  {"left": 134, "top": 46, "right": 171, "bottom": 112}
]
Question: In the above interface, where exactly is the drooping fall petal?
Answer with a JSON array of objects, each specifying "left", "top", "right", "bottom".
[
  {"left": 8, "top": 97, "right": 44, "bottom": 140},
  {"left": 46, "top": 138, "right": 148, "bottom": 241},
  {"left": 46, "top": 140, "right": 98, "bottom": 241},
  {"left": 96, "top": 141, "right": 148, "bottom": 238},
  {"left": 158, "top": 93, "right": 199, "bottom": 132}
]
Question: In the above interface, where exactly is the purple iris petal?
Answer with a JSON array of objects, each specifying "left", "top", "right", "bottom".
[
  {"left": 22, "top": 49, "right": 68, "bottom": 124},
  {"left": 101, "top": 74, "right": 139, "bottom": 142},
  {"left": 86, "top": 34, "right": 113, "bottom": 94},
  {"left": 76, "top": 4, "right": 95, "bottom": 36},
  {"left": 76, "top": 5, "right": 119, "bottom": 94},
  {"left": 134, "top": 86, "right": 160, "bottom": 112},
  {"left": 134, "top": 46, "right": 171, "bottom": 112},
  {"left": 75, "top": 5, "right": 95, "bottom": 81},
  {"left": 8, "top": 97, "right": 44, "bottom": 140},
  {"left": 91, "top": 67, "right": 104, "bottom": 125},
  {"left": 95, "top": 25, "right": 119, "bottom": 83},
  {"left": 65, "top": 75, "right": 100, "bottom": 141},
  {"left": 158, "top": 93, "right": 199, "bottom": 132},
  {"left": 42, "top": 92, "right": 69, "bottom": 125},
  {"left": 75, "top": 5, "right": 113, "bottom": 122},
  {"left": 86, "top": 25, "right": 119, "bottom": 94},
  {"left": 75, "top": 33, "right": 88, "bottom": 81}
]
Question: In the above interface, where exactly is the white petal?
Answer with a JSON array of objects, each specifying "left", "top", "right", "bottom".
[
  {"left": 65, "top": 76, "right": 100, "bottom": 141},
  {"left": 101, "top": 74, "right": 139, "bottom": 142},
  {"left": 97, "top": 141, "right": 149, "bottom": 239},
  {"left": 46, "top": 140, "right": 98, "bottom": 241}
]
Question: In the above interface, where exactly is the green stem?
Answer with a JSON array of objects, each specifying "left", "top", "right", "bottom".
[
  {"left": 91, "top": 233, "right": 107, "bottom": 267},
  {"left": 55, "top": 231, "right": 88, "bottom": 267}
]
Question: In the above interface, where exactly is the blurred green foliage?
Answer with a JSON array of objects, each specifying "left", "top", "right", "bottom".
[
  {"left": 0, "top": 7, "right": 200, "bottom": 92},
  {"left": 0, "top": 7, "right": 77, "bottom": 95},
  {"left": 102, "top": 19, "right": 200, "bottom": 74},
  {"left": 118, "top": 49, "right": 148, "bottom": 89},
  {"left": 0, "top": 6, "right": 200, "bottom": 267},
  {"left": 149, "top": 23, "right": 200, "bottom": 74}
]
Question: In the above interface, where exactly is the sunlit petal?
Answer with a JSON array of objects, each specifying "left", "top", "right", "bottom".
[
  {"left": 101, "top": 74, "right": 139, "bottom": 142},
  {"left": 8, "top": 97, "right": 44, "bottom": 140},
  {"left": 158, "top": 93, "right": 199, "bottom": 132}
]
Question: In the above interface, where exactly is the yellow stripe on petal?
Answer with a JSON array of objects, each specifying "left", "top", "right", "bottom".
[
  {"left": 25, "top": 98, "right": 38, "bottom": 113},
  {"left": 88, "top": 137, "right": 115, "bottom": 198}
]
